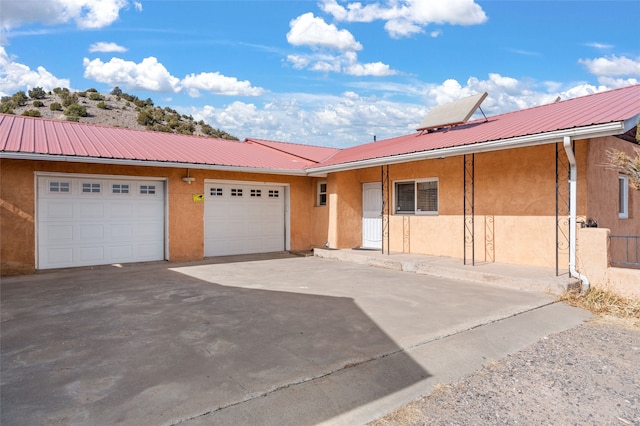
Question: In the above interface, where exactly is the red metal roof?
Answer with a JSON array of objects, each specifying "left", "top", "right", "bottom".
[
  {"left": 319, "top": 84, "right": 640, "bottom": 168},
  {"left": 1, "top": 85, "right": 638, "bottom": 173},
  {"left": 0, "top": 116, "right": 329, "bottom": 172}
]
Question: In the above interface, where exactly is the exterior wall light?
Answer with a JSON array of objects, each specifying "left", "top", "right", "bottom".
[{"left": 182, "top": 169, "right": 195, "bottom": 184}]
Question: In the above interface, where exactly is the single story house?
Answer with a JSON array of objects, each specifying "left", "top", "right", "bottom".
[{"left": 1, "top": 84, "right": 638, "bottom": 278}]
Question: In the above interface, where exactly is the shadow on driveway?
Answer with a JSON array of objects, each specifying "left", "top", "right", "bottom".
[{"left": 1, "top": 258, "right": 431, "bottom": 425}]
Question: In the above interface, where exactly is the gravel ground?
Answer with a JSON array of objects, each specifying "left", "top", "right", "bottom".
[{"left": 370, "top": 316, "right": 640, "bottom": 426}]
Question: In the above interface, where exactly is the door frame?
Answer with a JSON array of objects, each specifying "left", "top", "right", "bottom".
[{"left": 362, "top": 181, "right": 383, "bottom": 249}]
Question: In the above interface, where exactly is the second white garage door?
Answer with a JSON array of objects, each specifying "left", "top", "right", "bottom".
[{"left": 204, "top": 182, "right": 286, "bottom": 257}]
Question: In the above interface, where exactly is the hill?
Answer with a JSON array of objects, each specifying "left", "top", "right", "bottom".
[{"left": 0, "top": 87, "right": 238, "bottom": 140}]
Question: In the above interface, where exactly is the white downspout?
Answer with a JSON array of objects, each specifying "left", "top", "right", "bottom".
[{"left": 563, "top": 136, "right": 590, "bottom": 292}]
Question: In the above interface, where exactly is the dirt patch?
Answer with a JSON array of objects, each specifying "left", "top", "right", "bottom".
[{"left": 370, "top": 318, "right": 640, "bottom": 425}]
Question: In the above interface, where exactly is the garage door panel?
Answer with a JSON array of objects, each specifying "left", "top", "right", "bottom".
[
  {"left": 45, "top": 248, "right": 73, "bottom": 266},
  {"left": 204, "top": 182, "right": 285, "bottom": 257},
  {"left": 46, "top": 202, "right": 74, "bottom": 219},
  {"left": 45, "top": 224, "right": 74, "bottom": 243},
  {"left": 79, "top": 224, "right": 104, "bottom": 241},
  {"left": 110, "top": 203, "right": 134, "bottom": 219},
  {"left": 38, "top": 176, "right": 165, "bottom": 269},
  {"left": 111, "top": 224, "right": 133, "bottom": 239},
  {"left": 80, "top": 203, "right": 105, "bottom": 219},
  {"left": 110, "top": 245, "right": 133, "bottom": 260}
]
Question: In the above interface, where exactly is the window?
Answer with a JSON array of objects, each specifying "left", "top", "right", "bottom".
[
  {"left": 49, "top": 181, "right": 70, "bottom": 193},
  {"left": 250, "top": 189, "right": 262, "bottom": 197},
  {"left": 231, "top": 188, "right": 243, "bottom": 197},
  {"left": 210, "top": 187, "right": 223, "bottom": 196},
  {"left": 268, "top": 190, "right": 279, "bottom": 198},
  {"left": 140, "top": 185, "right": 156, "bottom": 195},
  {"left": 395, "top": 179, "right": 438, "bottom": 215},
  {"left": 112, "top": 184, "right": 130, "bottom": 194},
  {"left": 619, "top": 175, "right": 629, "bottom": 219},
  {"left": 317, "top": 181, "right": 327, "bottom": 206},
  {"left": 82, "top": 183, "right": 101, "bottom": 193}
]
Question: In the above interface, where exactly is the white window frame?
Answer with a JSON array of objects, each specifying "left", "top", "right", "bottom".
[
  {"left": 619, "top": 174, "right": 629, "bottom": 219},
  {"left": 317, "top": 181, "right": 327, "bottom": 206},
  {"left": 394, "top": 178, "right": 439, "bottom": 215}
]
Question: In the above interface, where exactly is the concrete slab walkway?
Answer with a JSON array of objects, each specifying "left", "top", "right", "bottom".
[
  {"left": 314, "top": 248, "right": 581, "bottom": 295},
  {"left": 1, "top": 255, "right": 590, "bottom": 426}
]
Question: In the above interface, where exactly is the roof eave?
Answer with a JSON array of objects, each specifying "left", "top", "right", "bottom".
[
  {"left": 0, "top": 153, "right": 309, "bottom": 176},
  {"left": 305, "top": 120, "right": 628, "bottom": 176}
]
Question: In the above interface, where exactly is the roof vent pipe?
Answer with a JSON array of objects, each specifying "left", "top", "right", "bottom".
[{"left": 563, "top": 136, "right": 590, "bottom": 292}]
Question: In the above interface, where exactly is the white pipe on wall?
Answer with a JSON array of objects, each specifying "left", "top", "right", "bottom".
[{"left": 563, "top": 136, "right": 590, "bottom": 292}]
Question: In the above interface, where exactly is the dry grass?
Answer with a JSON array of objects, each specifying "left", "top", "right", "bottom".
[{"left": 558, "top": 287, "right": 640, "bottom": 320}]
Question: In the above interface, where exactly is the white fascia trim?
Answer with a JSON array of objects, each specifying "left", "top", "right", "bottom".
[
  {"left": 305, "top": 121, "right": 626, "bottom": 175},
  {"left": 0, "top": 153, "right": 309, "bottom": 176},
  {"left": 622, "top": 113, "right": 640, "bottom": 133}
]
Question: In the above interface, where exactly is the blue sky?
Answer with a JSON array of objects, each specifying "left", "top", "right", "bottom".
[{"left": 1, "top": 0, "right": 638, "bottom": 147}]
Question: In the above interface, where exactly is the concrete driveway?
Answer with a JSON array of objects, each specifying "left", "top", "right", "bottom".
[{"left": 0, "top": 255, "right": 590, "bottom": 425}]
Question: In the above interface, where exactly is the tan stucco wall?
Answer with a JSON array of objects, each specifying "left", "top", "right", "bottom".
[
  {"left": 586, "top": 136, "right": 639, "bottom": 235},
  {"left": 0, "top": 159, "right": 324, "bottom": 275},
  {"left": 577, "top": 228, "right": 640, "bottom": 300},
  {"left": 326, "top": 142, "right": 590, "bottom": 268}
]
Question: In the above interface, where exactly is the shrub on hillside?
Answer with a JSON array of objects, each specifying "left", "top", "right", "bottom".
[
  {"left": 22, "top": 109, "right": 42, "bottom": 117},
  {"left": 11, "top": 91, "right": 28, "bottom": 107},
  {"left": 28, "top": 87, "right": 46, "bottom": 99},
  {"left": 62, "top": 93, "right": 78, "bottom": 107},
  {"left": 137, "top": 109, "right": 154, "bottom": 126},
  {"left": 33, "top": 100, "right": 45, "bottom": 107},
  {"left": 0, "top": 102, "right": 14, "bottom": 114},
  {"left": 64, "top": 104, "right": 88, "bottom": 117},
  {"left": 96, "top": 101, "right": 108, "bottom": 110},
  {"left": 89, "top": 92, "right": 104, "bottom": 101},
  {"left": 50, "top": 102, "right": 62, "bottom": 111}
]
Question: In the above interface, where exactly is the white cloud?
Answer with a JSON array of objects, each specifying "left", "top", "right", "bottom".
[
  {"left": 191, "top": 93, "right": 425, "bottom": 147},
  {"left": 345, "top": 61, "right": 396, "bottom": 77},
  {"left": 320, "top": 0, "right": 487, "bottom": 38},
  {"left": 286, "top": 51, "right": 397, "bottom": 76},
  {"left": 579, "top": 55, "right": 640, "bottom": 77},
  {"left": 134, "top": 1, "right": 143, "bottom": 12},
  {"left": 89, "top": 42, "right": 128, "bottom": 53},
  {"left": 83, "top": 56, "right": 181, "bottom": 92},
  {"left": 1, "top": 0, "right": 128, "bottom": 31},
  {"left": 287, "top": 13, "right": 362, "bottom": 51},
  {"left": 182, "top": 72, "right": 265, "bottom": 97},
  {"left": 0, "top": 47, "right": 70, "bottom": 97},
  {"left": 585, "top": 42, "right": 613, "bottom": 50},
  {"left": 188, "top": 73, "right": 637, "bottom": 148}
]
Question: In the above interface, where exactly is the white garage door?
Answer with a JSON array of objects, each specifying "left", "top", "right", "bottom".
[
  {"left": 37, "top": 175, "right": 165, "bottom": 269},
  {"left": 204, "top": 182, "right": 286, "bottom": 257}
]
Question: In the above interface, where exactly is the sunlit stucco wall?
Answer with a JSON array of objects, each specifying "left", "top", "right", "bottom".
[
  {"left": 324, "top": 142, "right": 591, "bottom": 268},
  {"left": 0, "top": 159, "right": 323, "bottom": 275}
]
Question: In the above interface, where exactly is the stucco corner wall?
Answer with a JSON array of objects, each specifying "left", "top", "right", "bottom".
[{"left": 577, "top": 227, "right": 640, "bottom": 300}]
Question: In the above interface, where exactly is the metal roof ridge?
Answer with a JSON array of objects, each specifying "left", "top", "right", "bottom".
[{"left": 246, "top": 137, "right": 341, "bottom": 164}]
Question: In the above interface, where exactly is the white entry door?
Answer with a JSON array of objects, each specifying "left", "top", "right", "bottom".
[
  {"left": 362, "top": 182, "right": 382, "bottom": 249},
  {"left": 204, "top": 182, "right": 286, "bottom": 256},
  {"left": 37, "top": 175, "right": 165, "bottom": 269}
]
